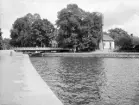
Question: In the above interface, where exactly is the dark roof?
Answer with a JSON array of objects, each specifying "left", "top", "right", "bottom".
[{"left": 103, "top": 35, "right": 114, "bottom": 41}]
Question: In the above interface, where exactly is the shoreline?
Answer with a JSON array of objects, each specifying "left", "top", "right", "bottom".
[{"left": 30, "top": 52, "right": 139, "bottom": 58}]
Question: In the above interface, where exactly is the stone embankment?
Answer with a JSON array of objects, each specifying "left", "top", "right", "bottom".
[
  {"left": 0, "top": 50, "right": 63, "bottom": 105},
  {"left": 40, "top": 52, "right": 139, "bottom": 58}
]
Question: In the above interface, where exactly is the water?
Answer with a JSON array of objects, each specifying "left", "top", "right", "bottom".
[{"left": 30, "top": 57, "right": 139, "bottom": 105}]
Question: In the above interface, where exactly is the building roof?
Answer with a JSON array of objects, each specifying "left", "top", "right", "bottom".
[{"left": 103, "top": 35, "right": 114, "bottom": 41}]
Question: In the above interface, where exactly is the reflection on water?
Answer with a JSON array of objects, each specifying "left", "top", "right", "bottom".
[{"left": 30, "top": 57, "right": 139, "bottom": 105}]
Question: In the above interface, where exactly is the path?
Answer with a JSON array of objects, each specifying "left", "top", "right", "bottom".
[{"left": 0, "top": 50, "right": 63, "bottom": 105}]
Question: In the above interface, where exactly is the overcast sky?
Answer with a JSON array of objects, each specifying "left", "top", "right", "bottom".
[{"left": 1, "top": 0, "right": 139, "bottom": 38}]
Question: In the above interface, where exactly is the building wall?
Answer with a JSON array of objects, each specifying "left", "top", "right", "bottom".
[
  {"left": 103, "top": 41, "right": 110, "bottom": 49},
  {"left": 99, "top": 39, "right": 103, "bottom": 50},
  {"left": 111, "top": 41, "right": 115, "bottom": 49},
  {"left": 103, "top": 41, "right": 115, "bottom": 50}
]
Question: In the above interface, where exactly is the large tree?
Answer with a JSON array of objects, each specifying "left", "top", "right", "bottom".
[
  {"left": 10, "top": 13, "right": 55, "bottom": 47},
  {"left": 56, "top": 4, "right": 83, "bottom": 49},
  {"left": 30, "top": 19, "right": 55, "bottom": 47},
  {"left": 131, "top": 36, "right": 139, "bottom": 46},
  {"left": 79, "top": 12, "right": 103, "bottom": 51},
  {"left": 108, "top": 28, "right": 132, "bottom": 49},
  {"left": 10, "top": 15, "right": 32, "bottom": 47},
  {"left": 56, "top": 4, "right": 103, "bottom": 52}
]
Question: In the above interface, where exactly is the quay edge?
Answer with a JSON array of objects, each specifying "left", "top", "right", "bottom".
[{"left": 0, "top": 50, "right": 63, "bottom": 105}]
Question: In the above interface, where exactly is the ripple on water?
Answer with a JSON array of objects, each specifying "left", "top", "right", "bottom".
[{"left": 30, "top": 57, "right": 139, "bottom": 105}]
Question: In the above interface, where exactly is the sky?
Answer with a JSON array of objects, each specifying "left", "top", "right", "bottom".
[{"left": 1, "top": 0, "right": 139, "bottom": 38}]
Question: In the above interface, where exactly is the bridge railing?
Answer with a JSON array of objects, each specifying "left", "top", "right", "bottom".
[{"left": 11, "top": 47, "right": 66, "bottom": 51}]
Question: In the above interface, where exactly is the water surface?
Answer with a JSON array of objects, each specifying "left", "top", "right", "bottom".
[{"left": 30, "top": 57, "right": 139, "bottom": 105}]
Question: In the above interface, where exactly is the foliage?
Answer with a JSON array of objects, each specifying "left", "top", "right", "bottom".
[
  {"left": 10, "top": 13, "right": 55, "bottom": 47},
  {"left": 10, "top": 4, "right": 103, "bottom": 51},
  {"left": 129, "top": 36, "right": 139, "bottom": 51},
  {"left": 30, "top": 19, "right": 55, "bottom": 47},
  {"left": 56, "top": 4, "right": 103, "bottom": 52},
  {"left": 3, "top": 38, "right": 11, "bottom": 49},
  {"left": 117, "top": 35, "right": 132, "bottom": 49},
  {"left": 132, "top": 36, "right": 139, "bottom": 46},
  {"left": 10, "top": 16, "right": 31, "bottom": 47},
  {"left": 0, "top": 28, "right": 3, "bottom": 50},
  {"left": 108, "top": 28, "right": 132, "bottom": 49}
]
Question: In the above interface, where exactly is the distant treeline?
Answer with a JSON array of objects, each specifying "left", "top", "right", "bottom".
[
  {"left": 9, "top": 4, "right": 103, "bottom": 52},
  {"left": 107, "top": 28, "right": 139, "bottom": 52},
  {"left": 0, "top": 28, "right": 3, "bottom": 50},
  {"left": 1, "top": 4, "right": 139, "bottom": 52}
]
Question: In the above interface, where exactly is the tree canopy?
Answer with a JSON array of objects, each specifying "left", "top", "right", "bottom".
[
  {"left": 56, "top": 4, "right": 103, "bottom": 52},
  {"left": 108, "top": 28, "right": 132, "bottom": 49},
  {"left": 0, "top": 28, "right": 3, "bottom": 50},
  {"left": 10, "top": 13, "right": 55, "bottom": 47},
  {"left": 132, "top": 36, "right": 139, "bottom": 46},
  {"left": 10, "top": 4, "right": 103, "bottom": 52},
  {"left": 9, "top": 4, "right": 139, "bottom": 52}
]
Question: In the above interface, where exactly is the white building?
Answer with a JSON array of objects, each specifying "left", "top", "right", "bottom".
[
  {"left": 99, "top": 34, "right": 115, "bottom": 51},
  {"left": 103, "top": 35, "right": 115, "bottom": 50}
]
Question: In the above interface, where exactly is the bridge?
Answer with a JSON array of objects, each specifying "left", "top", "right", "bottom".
[{"left": 12, "top": 47, "right": 71, "bottom": 53}]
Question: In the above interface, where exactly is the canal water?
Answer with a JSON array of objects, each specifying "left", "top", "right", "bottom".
[{"left": 30, "top": 57, "right": 139, "bottom": 105}]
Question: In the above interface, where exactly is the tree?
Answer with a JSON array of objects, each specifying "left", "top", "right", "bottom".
[
  {"left": 108, "top": 28, "right": 132, "bottom": 49},
  {"left": 3, "top": 38, "right": 11, "bottom": 49},
  {"left": 56, "top": 4, "right": 103, "bottom": 52},
  {"left": 10, "top": 16, "right": 31, "bottom": 47},
  {"left": 0, "top": 28, "right": 3, "bottom": 50},
  {"left": 132, "top": 36, "right": 139, "bottom": 46},
  {"left": 30, "top": 19, "right": 55, "bottom": 47},
  {"left": 80, "top": 12, "right": 103, "bottom": 50},
  {"left": 56, "top": 4, "right": 83, "bottom": 49},
  {"left": 10, "top": 13, "right": 55, "bottom": 47}
]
